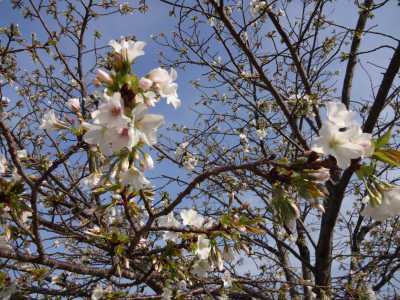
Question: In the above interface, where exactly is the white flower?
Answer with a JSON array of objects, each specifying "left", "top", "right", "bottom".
[
  {"left": 209, "top": 17, "right": 216, "bottom": 27},
  {"left": 183, "top": 155, "right": 197, "bottom": 171},
  {"left": 313, "top": 102, "right": 373, "bottom": 168},
  {"left": 82, "top": 172, "right": 101, "bottom": 189},
  {"left": 91, "top": 93, "right": 130, "bottom": 128},
  {"left": 250, "top": 0, "right": 267, "bottom": 16},
  {"left": 91, "top": 285, "right": 104, "bottom": 300},
  {"left": 361, "top": 186, "right": 400, "bottom": 221},
  {"left": 180, "top": 209, "right": 204, "bottom": 228},
  {"left": 40, "top": 110, "right": 64, "bottom": 131},
  {"left": 108, "top": 38, "right": 146, "bottom": 63},
  {"left": 107, "top": 126, "right": 139, "bottom": 154},
  {"left": 51, "top": 275, "right": 60, "bottom": 285},
  {"left": 222, "top": 270, "right": 233, "bottom": 288},
  {"left": 158, "top": 213, "right": 180, "bottom": 229},
  {"left": 256, "top": 128, "right": 267, "bottom": 139},
  {"left": 195, "top": 235, "right": 211, "bottom": 259},
  {"left": 107, "top": 206, "right": 121, "bottom": 225},
  {"left": 175, "top": 142, "right": 189, "bottom": 159},
  {"left": 16, "top": 149, "right": 27, "bottom": 159},
  {"left": 158, "top": 212, "right": 180, "bottom": 242},
  {"left": 312, "top": 123, "right": 370, "bottom": 169},
  {"left": 142, "top": 153, "right": 154, "bottom": 170},
  {"left": 348, "top": 127, "right": 374, "bottom": 157},
  {"left": 120, "top": 167, "right": 150, "bottom": 191},
  {"left": 135, "top": 91, "right": 158, "bottom": 107},
  {"left": 132, "top": 104, "right": 164, "bottom": 146},
  {"left": 85, "top": 225, "right": 101, "bottom": 236},
  {"left": 148, "top": 67, "right": 181, "bottom": 108},
  {"left": 82, "top": 122, "right": 113, "bottom": 155},
  {"left": 67, "top": 98, "right": 80, "bottom": 112},
  {"left": 326, "top": 102, "right": 358, "bottom": 128},
  {"left": 0, "top": 155, "right": 7, "bottom": 173}
]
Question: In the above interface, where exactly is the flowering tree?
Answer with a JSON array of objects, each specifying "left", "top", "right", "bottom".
[{"left": 1, "top": 0, "right": 400, "bottom": 299}]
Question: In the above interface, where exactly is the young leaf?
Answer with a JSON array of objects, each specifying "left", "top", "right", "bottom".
[
  {"left": 374, "top": 128, "right": 392, "bottom": 149},
  {"left": 372, "top": 149, "right": 400, "bottom": 167}
]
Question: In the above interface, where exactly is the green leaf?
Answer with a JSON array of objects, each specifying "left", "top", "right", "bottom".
[
  {"left": 374, "top": 128, "right": 392, "bottom": 149},
  {"left": 355, "top": 164, "right": 374, "bottom": 179},
  {"left": 372, "top": 149, "right": 400, "bottom": 167}
]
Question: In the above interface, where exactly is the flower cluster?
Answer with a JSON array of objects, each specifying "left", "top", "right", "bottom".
[
  {"left": 175, "top": 142, "right": 198, "bottom": 170},
  {"left": 250, "top": 0, "right": 267, "bottom": 16},
  {"left": 157, "top": 209, "right": 236, "bottom": 283},
  {"left": 77, "top": 37, "right": 181, "bottom": 191},
  {"left": 312, "top": 102, "right": 374, "bottom": 169}
]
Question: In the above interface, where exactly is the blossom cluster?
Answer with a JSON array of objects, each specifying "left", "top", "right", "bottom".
[
  {"left": 157, "top": 208, "right": 235, "bottom": 292},
  {"left": 50, "top": 38, "right": 180, "bottom": 192}
]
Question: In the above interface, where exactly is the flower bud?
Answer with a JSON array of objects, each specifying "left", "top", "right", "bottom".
[
  {"left": 120, "top": 156, "right": 130, "bottom": 172},
  {"left": 139, "top": 77, "right": 153, "bottom": 91},
  {"left": 306, "top": 167, "right": 331, "bottom": 183},
  {"left": 67, "top": 98, "right": 80, "bottom": 112},
  {"left": 142, "top": 153, "right": 154, "bottom": 170},
  {"left": 96, "top": 69, "right": 113, "bottom": 85}
]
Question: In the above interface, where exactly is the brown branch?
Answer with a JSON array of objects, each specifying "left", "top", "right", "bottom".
[{"left": 341, "top": 0, "right": 373, "bottom": 107}]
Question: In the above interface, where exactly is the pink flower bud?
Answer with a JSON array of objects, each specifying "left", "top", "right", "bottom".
[{"left": 139, "top": 77, "right": 153, "bottom": 91}]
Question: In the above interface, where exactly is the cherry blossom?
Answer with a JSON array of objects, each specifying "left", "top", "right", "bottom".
[
  {"left": 195, "top": 234, "right": 211, "bottom": 259},
  {"left": 120, "top": 167, "right": 150, "bottom": 190},
  {"left": 148, "top": 67, "right": 181, "bottom": 108},
  {"left": 108, "top": 38, "right": 146, "bottom": 63},
  {"left": 91, "top": 92, "right": 130, "bottom": 128},
  {"left": 134, "top": 91, "right": 158, "bottom": 107},
  {"left": 361, "top": 186, "right": 400, "bottom": 221},
  {"left": 326, "top": 102, "right": 358, "bottom": 128},
  {"left": 40, "top": 110, "right": 65, "bottom": 131},
  {"left": 180, "top": 209, "right": 204, "bottom": 228},
  {"left": 250, "top": 0, "right": 267, "bottom": 16},
  {"left": 82, "top": 122, "right": 113, "bottom": 155},
  {"left": 312, "top": 123, "right": 367, "bottom": 168},
  {"left": 16, "top": 149, "right": 27, "bottom": 159},
  {"left": 132, "top": 104, "right": 164, "bottom": 146},
  {"left": 158, "top": 212, "right": 181, "bottom": 242}
]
